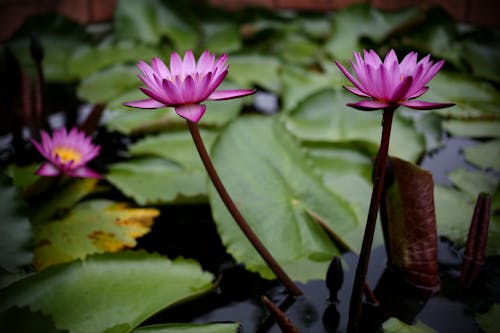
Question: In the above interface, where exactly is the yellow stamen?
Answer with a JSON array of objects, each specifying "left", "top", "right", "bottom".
[{"left": 53, "top": 146, "right": 83, "bottom": 164}]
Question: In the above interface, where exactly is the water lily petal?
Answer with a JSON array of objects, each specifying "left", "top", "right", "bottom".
[
  {"left": 175, "top": 104, "right": 206, "bottom": 123},
  {"left": 401, "top": 100, "right": 455, "bottom": 110},
  {"left": 208, "top": 89, "right": 256, "bottom": 100},
  {"left": 36, "top": 162, "right": 61, "bottom": 177},
  {"left": 123, "top": 98, "right": 166, "bottom": 109},
  {"left": 70, "top": 166, "right": 102, "bottom": 179},
  {"left": 391, "top": 76, "right": 413, "bottom": 102},
  {"left": 170, "top": 52, "right": 183, "bottom": 77},
  {"left": 344, "top": 86, "right": 370, "bottom": 97},
  {"left": 347, "top": 100, "right": 391, "bottom": 111},
  {"left": 335, "top": 61, "right": 367, "bottom": 95},
  {"left": 183, "top": 50, "right": 196, "bottom": 75},
  {"left": 151, "top": 57, "right": 170, "bottom": 78}
]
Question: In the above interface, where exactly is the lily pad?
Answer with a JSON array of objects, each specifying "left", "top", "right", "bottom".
[
  {"left": 325, "top": 3, "right": 420, "bottom": 60},
  {"left": 209, "top": 116, "right": 358, "bottom": 281},
  {"left": 463, "top": 140, "right": 500, "bottom": 171},
  {"left": 201, "top": 21, "right": 242, "bottom": 53},
  {"left": 106, "top": 157, "right": 207, "bottom": 205},
  {"left": 77, "top": 65, "right": 139, "bottom": 104},
  {"left": 442, "top": 120, "right": 500, "bottom": 139},
  {"left": 0, "top": 306, "right": 68, "bottom": 333},
  {"left": 283, "top": 89, "right": 425, "bottom": 162},
  {"left": 226, "top": 54, "right": 281, "bottom": 92},
  {"left": 133, "top": 323, "right": 240, "bottom": 333},
  {"left": 448, "top": 168, "right": 499, "bottom": 199},
  {"left": 0, "top": 175, "right": 33, "bottom": 273},
  {"left": 114, "top": 0, "right": 199, "bottom": 50},
  {"left": 0, "top": 252, "right": 214, "bottom": 333},
  {"left": 476, "top": 303, "right": 500, "bottom": 333},
  {"left": 383, "top": 317, "right": 437, "bottom": 333},
  {"left": 130, "top": 129, "right": 217, "bottom": 169},
  {"left": 33, "top": 199, "right": 159, "bottom": 270}
]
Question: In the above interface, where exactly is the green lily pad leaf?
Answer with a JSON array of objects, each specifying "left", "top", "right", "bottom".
[
  {"left": 280, "top": 64, "right": 346, "bottom": 112},
  {"left": 423, "top": 72, "right": 500, "bottom": 120},
  {"left": 0, "top": 252, "right": 214, "bottom": 333},
  {"left": 476, "top": 303, "right": 500, "bottom": 333},
  {"left": 442, "top": 120, "right": 500, "bottom": 139},
  {"left": 106, "top": 157, "right": 207, "bottom": 205},
  {"left": 130, "top": 130, "right": 217, "bottom": 169},
  {"left": 33, "top": 199, "right": 159, "bottom": 270},
  {"left": 463, "top": 140, "right": 500, "bottom": 171},
  {"left": 133, "top": 323, "right": 240, "bottom": 333},
  {"left": 30, "top": 178, "right": 99, "bottom": 225},
  {"left": 462, "top": 30, "right": 500, "bottom": 83},
  {"left": 0, "top": 306, "right": 68, "bottom": 333},
  {"left": 296, "top": 16, "right": 331, "bottom": 40},
  {"left": 209, "top": 116, "right": 358, "bottom": 281},
  {"left": 0, "top": 175, "right": 33, "bottom": 273},
  {"left": 410, "top": 112, "right": 443, "bottom": 152},
  {"left": 272, "top": 33, "right": 320, "bottom": 65},
  {"left": 448, "top": 168, "right": 499, "bottom": 199},
  {"left": 114, "top": 0, "right": 199, "bottom": 51},
  {"left": 202, "top": 21, "right": 242, "bottom": 53},
  {"left": 435, "top": 185, "right": 500, "bottom": 256},
  {"left": 325, "top": 3, "right": 420, "bottom": 60},
  {"left": 7, "top": 164, "right": 39, "bottom": 189},
  {"left": 383, "top": 317, "right": 437, "bottom": 333},
  {"left": 70, "top": 41, "right": 162, "bottom": 79},
  {"left": 283, "top": 89, "right": 425, "bottom": 162},
  {"left": 77, "top": 65, "right": 139, "bottom": 104},
  {"left": 305, "top": 143, "right": 383, "bottom": 252},
  {"left": 226, "top": 54, "right": 281, "bottom": 92}
]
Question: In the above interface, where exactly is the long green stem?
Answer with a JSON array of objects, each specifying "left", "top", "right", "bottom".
[
  {"left": 187, "top": 120, "right": 303, "bottom": 297},
  {"left": 347, "top": 108, "right": 395, "bottom": 333}
]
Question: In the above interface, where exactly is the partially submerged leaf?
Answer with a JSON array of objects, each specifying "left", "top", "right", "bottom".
[
  {"left": 284, "top": 89, "right": 425, "bottom": 162},
  {"left": 463, "top": 140, "right": 500, "bottom": 172},
  {"left": 476, "top": 303, "right": 500, "bottom": 333},
  {"left": 442, "top": 120, "right": 500, "bottom": 139},
  {"left": 33, "top": 199, "right": 159, "bottom": 270},
  {"left": 30, "top": 178, "right": 99, "bottom": 224},
  {"left": 106, "top": 157, "right": 207, "bottom": 205},
  {"left": 209, "top": 116, "right": 358, "bottom": 281},
  {"left": 0, "top": 252, "right": 214, "bottom": 333},
  {"left": 382, "top": 317, "right": 437, "bottom": 333},
  {"left": 133, "top": 323, "right": 240, "bottom": 333},
  {"left": 226, "top": 54, "right": 281, "bottom": 92},
  {"left": 0, "top": 306, "right": 68, "bottom": 333}
]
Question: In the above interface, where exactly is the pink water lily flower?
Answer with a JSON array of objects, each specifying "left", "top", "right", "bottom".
[
  {"left": 31, "top": 127, "right": 101, "bottom": 178},
  {"left": 124, "top": 50, "right": 255, "bottom": 123},
  {"left": 336, "top": 49, "right": 454, "bottom": 111}
]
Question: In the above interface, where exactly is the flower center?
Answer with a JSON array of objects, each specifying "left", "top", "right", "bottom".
[{"left": 53, "top": 146, "right": 83, "bottom": 165}]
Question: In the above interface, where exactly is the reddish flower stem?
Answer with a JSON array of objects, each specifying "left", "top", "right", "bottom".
[
  {"left": 187, "top": 120, "right": 303, "bottom": 297},
  {"left": 347, "top": 108, "right": 395, "bottom": 333}
]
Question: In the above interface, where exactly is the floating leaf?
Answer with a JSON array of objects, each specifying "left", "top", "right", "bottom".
[
  {"left": 463, "top": 140, "right": 500, "bottom": 171},
  {"left": 423, "top": 72, "right": 500, "bottom": 120},
  {"left": 7, "top": 164, "right": 39, "bottom": 189},
  {"left": 0, "top": 252, "right": 214, "bottom": 333},
  {"left": 33, "top": 199, "right": 159, "bottom": 270},
  {"left": 0, "top": 175, "right": 33, "bottom": 273},
  {"left": 106, "top": 157, "right": 207, "bottom": 205},
  {"left": 77, "top": 65, "right": 139, "bottom": 104},
  {"left": 133, "top": 323, "right": 240, "bottom": 333},
  {"left": 476, "top": 303, "right": 500, "bottom": 333},
  {"left": 70, "top": 41, "right": 162, "bottom": 79},
  {"left": 272, "top": 33, "right": 320, "bottom": 65},
  {"left": 448, "top": 168, "right": 499, "bottom": 199},
  {"left": 201, "top": 21, "right": 242, "bottom": 53},
  {"left": 462, "top": 30, "right": 500, "bottom": 83},
  {"left": 226, "top": 54, "right": 281, "bottom": 92},
  {"left": 30, "top": 178, "right": 99, "bottom": 224},
  {"left": 0, "top": 306, "right": 68, "bottom": 333},
  {"left": 284, "top": 89, "right": 425, "bottom": 162},
  {"left": 114, "top": 0, "right": 199, "bottom": 50},
  {"left": 209, "top": 116, "right": 358, "bottom": 281},
  {"left": 106, "top": 106, "right": 178, "bottom": 135},
  {"left": 442, "top": 120, "right": 500, "bottom": 139},
  {"left": 130, "top": 129, "right": 217, "bottom": 169},
  {"left": 325, "top": 4, "right": 420, "bottom": 60},
  {"left": 382, "top": 317, "right": 437, "bottom": 333}
]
